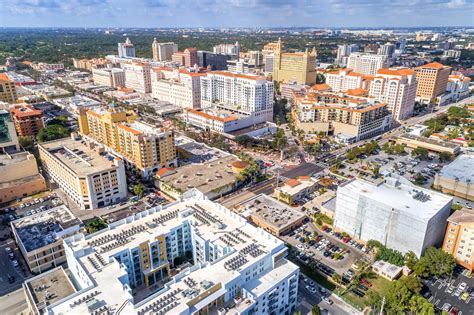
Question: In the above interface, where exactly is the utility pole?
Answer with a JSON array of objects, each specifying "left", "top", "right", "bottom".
[{"left": 380, "top": 296, "right": 386, "bottom": 315}]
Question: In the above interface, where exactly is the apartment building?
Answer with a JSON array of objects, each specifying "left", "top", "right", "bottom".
[
  {"left": 442, "top": 208, "right": 474, "bottom": 272},
  {"left": 294, "top": 91, "right": 392, "bottom": 142},
  {"left": 0, "top": 73, "right": 18, "bottom": 103},
  {"left": 447, "top": 74, "right": 471, "bottom": 101},
  {"left": 369, "top": 68, "right": 417, "bottom": 121},
  {"left": 273, "top": 39, "right": 317, "bottom": 84},
  {"left": 118, "top": 37, "right": 135, "bottom": 58},
  {"left": 10, "top": 104, "right": 44, "bottom": 137},
  {"left": 123, "top": 62, "right": 152, "bottom": 93},
  {"left": 0, "top": 151, "right": 46, "bottom": 204},
  {"left": 334, "top": 174, "right": 453, "bottom": 256},
  {"left": 38, "top": 137, "right": 128, "bottom": 210},
  {"left": 150, "top": 67, "right": 204, "bottom": 109},
  {"left": 152, "top": 39, "right": 178, "bottom": 61},
  {"left": 414, "top": 62, "right": 451, "bottom": 104},
  {"left": 172, "top": 48, "right": 198, "bottom": 67},
  {"left": 11, "top": 205, "right": 81, "bottom": 274},
  {"left": 325, "top": 68, "right": 371, "bottom": 92},
  {"left": 72, "top": 58, "right": 113, "bottom": 71},
  {"left": 78, "top": 107, "right": 177, "bottom": 178},
  {"left": 335, "top": 44, "right": 359, "bottom": 66},
  {"left": 213, "top": 41, "right": 240, "bottom": 55},
  {"left": 39, "top": 189, "right": 299, "bottom": 315},
  {"left": 347, "top": 53, "right": 389, "bottom": 75},
  {"left": 92, "top": 67, "right": 125, "bottom": 88},
  {"left": 0, "top": 106, "right": 20, "bottom": 153}
]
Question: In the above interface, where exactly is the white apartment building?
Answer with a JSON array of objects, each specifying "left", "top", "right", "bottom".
[
  {"left": 213, "top": 41, "right": 240, "bottom": 55},
  {"left": 123, "top": 62, "right": 152, "bottom": 93},
  {"left": 377, "top": 43, "right": 396, "bottom": 57},
  {"left": 447, "top": 74, "right": 471, "bottom": 101},
  {"left": 369, "top": 68, "right": 418, "bottom": 121},
  {"left": 118, "top": 37, "right": 135, "bottom": 58},
  {"left": 335, "top": 44, "right": 358, "bottom": 66},
  {"left": 152, "top": 39, "right": 178, "bottom": 61},
  {"left": 347, "top": 52, "right": 389, "bottom": 75},
  {"left": 92, "top": 68, "right": 125, "bottom": 88},
  {"left": 40, "top": 189, "right": 299, "bottom": 315},
  {"left": 334, "top": 174, "right": 453, "bottom": 257},
  {"left": 325, "top": 69, "right": 370, "bottom": 92},
  {"left": 151, "top": 67, "right": 203, "bottom": 109}
]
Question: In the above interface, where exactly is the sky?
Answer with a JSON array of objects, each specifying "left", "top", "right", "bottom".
[{"left": 0, "top": 0, "right": 473, "bottom": 28}]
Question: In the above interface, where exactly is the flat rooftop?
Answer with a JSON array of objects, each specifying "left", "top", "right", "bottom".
[
  {"left": 39, "top": 137, "right": 120, "bottom": 176},
  {"left": 398, "top": 133, "right": 460, "bottom": 149},
  {"left": 447, "top": 207, "right": 474, "bottom": 224},
  {"left": 12, "top": 205, "right": 82, "bottom": 252},
  {"left": 176, "top": 136, "right": 230, "bottom": 164},
  {"left": 438, "top": 154, "right": 474, "bottom": 183},
  {"left": 49, "top": 189, "right": 289, "bottom": 315},
  {"left": 0, "top": 151, "right": 33, "bottom": 167},
  {"left": 277, "top": 177, "right": 315, "bottom": 196},
  {"left": 24, "top": 267, "right": 76, "bottom": 314},
  {"left": 159, "top": 155, "right": 238, "bottom": 195},
  {"left": 238, "top": 194, "right": 306, "bottom": 231},
  {"left": 340, "top": 174, "right": 453, "bottom": 220}
]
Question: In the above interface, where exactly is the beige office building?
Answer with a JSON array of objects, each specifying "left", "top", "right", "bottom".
[
  {"left": 434, "top": 154, "right": 474, "bottom": 201},
  {"left": 0, "top": 73, "right": 17, "bottom": 103},
  {"left": 123, "top": 62, "right": 152, "bottom": 93},
  {"left": 92, "top": 68, "right": 125, "bottom": 88},
  {"left": 272, "top": 39, "right": 317, "bottom": 85},
  {"left": 442, "top": 208, "right": 474, "bottom": 272},
  {"left": 39, "top": 137, "right": 128, "bottom": 210},
  {"left": 152, "top": 39, "right": 178, "bottom": 61},
  {"left": 414, "top": 62, "right": 451, "bottom": 104},
  {"left": 395, "top": 133, "right": 461, "bottom": 156}
]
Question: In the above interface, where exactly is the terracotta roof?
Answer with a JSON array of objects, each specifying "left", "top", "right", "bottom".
[
  {"left": 286, "top": 179, "right": 301, "bottom": 187},
  {"left": 297, "top": 176, "right": 311, "bottom": 181},
  {"left": 0, "top": 73, "right": 11, "bottom": 82},
  {"left": 231, "top": 160, "right": 249, "bottom": 169},
  {"left": 10, "top": 105, "right": 42, "bottom": 118},
  {"left": 310, "top": 83, "right": 330, "bottom": 91},
  {"left": 156, "top": 167, "right": 174, "bottom": 178},
  {"left": 377, "top": 68, "right": 415, "bottom": 76},
  {"left": 346, "top": 88, "right": 368, "bottom": 97},
  {"left": 117, "top": 123, "right": 142, "bottom": 135},
  {"left": 417, "top": 62, "right": 449, "bottom": 70}
]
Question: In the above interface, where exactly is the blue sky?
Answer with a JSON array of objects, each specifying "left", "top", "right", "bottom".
[{"left": 1, "top": 0, "right": 473, "bottom": 28}]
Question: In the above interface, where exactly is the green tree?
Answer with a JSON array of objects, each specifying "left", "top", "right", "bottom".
[
  {"left": 37, "top": 124, "right": 69, "bottom": 142},
  {"left": 19, "top": 136, "right": 34, "bottom": 148},
  {"left": 133, "top": 183, "right": 145, "bottom": 198},
  {"left": 409, "top": 295, "right": 435, "bottom": 315},
  {"left": 404, "top": 251, "right": 419, "bottom": 270},
  {"left": 413, "top": 247, "right": 456, "bottom": 278},
  {"left": 311, "top": 305, "right": 321, "bottom": 315},
  {"left": 438, "top": 152, "right": 453, "bottom": 162},
  {"left": 411, "top": 147, "right": 429, "bottom": 159}
]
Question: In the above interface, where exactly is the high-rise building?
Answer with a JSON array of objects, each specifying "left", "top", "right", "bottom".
[
  {"left": 197, "top": 51, "right": 232, "bottom": 70},
  {"left": 213, "top": 41, "right": 240, "bottom": 55},
  {"left": 151, "top": 67, "right": 204, "bottom": 109},
  {"left": 92, "top": 68, "right": 125, "bottom": 88},
  {"left": 335, "top": 44, "right": 359, "bottom": 66},
  {"left": 117, "top": 37, "right": 136, "bottom": 58},
  {"left": 334, "top": 174, "right": 453, "bottom": 256},
  {"left": 152, "top": 39, "right": 178, "bottom": 61},
  {"left": 414, "top": 62, "right": 451, "bottom": 104},
  {"left": 442, "top": 208, "right": 474, "bottom": 272},
  {"left": 369, "top": 68, "right": 417, "bottom": 121},
  {"left": 272, "top": 39, "right": 317, "bottom": 85},
  {"left": 172, "top": 48, "right": 198, "bottom": 67},
  {"left": 377, "top": 43, "right": 396, "bottom": 57},
  {"left": 29, "top": 189, "right": 300, "bottom": 315},
  {"left": 123, "top": 62, "right": 152, "bottom": 93},
  {"left": 293, "top": 91, "right": 392, "bottom": 142},
  {"left": 10, "top": 104, "right": 45, "bottom": 137},
  {"left": 0, "top": 73, "right": 17, "bottom": 103},
  {"left": 347, "top": 53, "right": 389, "bottom": 75},
  {"left": 0, "top": 105, "right": 20, "bottom": 153},
  {"left": 325, "top": 68, "right": 371, "bottom": 92},
  {"left": 78, "top": 107, "right": 177, "bottom": 178},
  {"left": 38, "top": 137, "right": 128, "bottom": 210},
  {"left": 398, "top": 37, "right": 407, "bottom": 54}
]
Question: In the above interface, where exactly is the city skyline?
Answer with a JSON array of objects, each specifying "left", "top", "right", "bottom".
[{"left": 1, "top": 0, "right": 474, "bottom": 28}]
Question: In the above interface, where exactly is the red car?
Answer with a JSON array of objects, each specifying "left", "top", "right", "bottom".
[
  {"left": 450, "top": 307, "right": 459, "bottom": 315},
  {"left": 343, "top": 236, "right": 351, "bottom": 243},
  {"left": 360, "top": 279, "right": 373, "bottom": 287}
]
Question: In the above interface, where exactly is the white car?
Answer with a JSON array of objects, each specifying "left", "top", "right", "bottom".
[
  {"left": 322, "top": 297, "right": 333, "bottom": 305},
  {"left": 12, "top": 260, "right": 19, "bottom": 267},
  {"left": 458, "top": 282, "right": 467, "bottom": 291},
  {"left": 5, "top": 247, "right": 12, "bottom": 254}
]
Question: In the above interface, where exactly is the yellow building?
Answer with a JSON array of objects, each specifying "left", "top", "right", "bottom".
[
  {"left": 0, "top": 73, "right": 17, "bottom": 103},
  {"left": 414, "top": 62, "right": 451, "bottom": 105},
  {"left": 272, "top": 39, "right": 317, "bottom": 85},
  {"left": 78, "top": 107, "right": 177, "bottom": 178},
  {"left": 442, "top": 208, "right": 474, "bottom": 272}
]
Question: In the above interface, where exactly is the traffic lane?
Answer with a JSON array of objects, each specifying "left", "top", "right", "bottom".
[{"left": 281, "top": 162, "right": 324, "bottom": 179}]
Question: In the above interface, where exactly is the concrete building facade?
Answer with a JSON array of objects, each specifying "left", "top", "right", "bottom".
[
  {"left": 92, "top": 67, "right": 126, "bottom": 88},
  {"left": 442, "top": 208, "right": 474, "bottom": 272},
  {"left": 152, "top": 39, "right": 178, "bottom": 61},
  {"left": 0, "top": 73, "right": 17, "bottom": 103},
  {"left": 347, "top": 53, "right": 389, "bottom": 76},
  {"left": 272, "top": 39, "right": 317, "bottom": 85},
  {"left": 414, "top": 62, "right": 451, "bottom": 105},
  {"left": 123, "top": 62, "right": 152, "bottom": 94},
  {"left": 10, "top": 104, "right": 45, "bottom": 137}
]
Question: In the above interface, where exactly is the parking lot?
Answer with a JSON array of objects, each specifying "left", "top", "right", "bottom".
[
  {"left": 0, "top": 240, "right": 32, "bottom": 296},
  {"left": 422, "top": 266, "right": 473, "bottom": 314}
]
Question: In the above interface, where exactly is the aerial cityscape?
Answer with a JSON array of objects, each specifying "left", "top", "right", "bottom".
[{"left": 0, "top": 1, "right": 474, "bottom": 315}]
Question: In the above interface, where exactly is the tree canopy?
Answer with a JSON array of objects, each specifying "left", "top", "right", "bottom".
[{"left": 37, "top": 124, "right": 69, "bottom": 142}]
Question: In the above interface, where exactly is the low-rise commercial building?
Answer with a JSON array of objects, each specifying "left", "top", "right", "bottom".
[
  {"left": 372, "top": 260, "right": 403, "bottom": 281},
  {"left": 155, "top": 155, "right": 240, "bottom": 200},
  {"left": 396, "top": 133, "right": 461, "bottom": 155},
  {"left": 0, "top": 151, "right": 46, "bottom": 204},
  {"left": 92, "top": 67, "right": 125, "bottom": 88},
  {"left": 442, "top": 208, "right": 474, "bottom": 272},
  {"left": 274, "top": 176, "right": 317, "bottom": 205},
  {"left": 10, "top": 104, "right": 44, "bottom": 137},
  {"left": 294, "top": 91, "right": 392, "bottom": 142},
  {"left": 38, "top": 189, "right": 299, "bottom": 315},
  {"left": 434, "top": 154, "right": 474, "bottom": 201},
  {"left": 11, "top": 205, "right": 81, "bottom": 273},
  {"left": 38, "top": 137, "right": 128, "bottom": 210},
  {"left": 238, "top": 194, "right": 306, "bottom": 236},
  {"left": 334, "top": 174, "right": 453, "bottom": 256}
]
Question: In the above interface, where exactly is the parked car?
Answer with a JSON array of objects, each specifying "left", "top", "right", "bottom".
[{"left": 12, "top": 260, "right": 19, "bottom": 267}]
